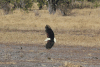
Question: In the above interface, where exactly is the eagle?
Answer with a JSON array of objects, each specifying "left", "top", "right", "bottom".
[{"left": 44, "top": 25, "right": 56, "bottom": 49}]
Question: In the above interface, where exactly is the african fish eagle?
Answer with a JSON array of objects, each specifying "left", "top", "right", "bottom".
[{"left": 44, "top": 25, "right": 56, "bottom": 49}]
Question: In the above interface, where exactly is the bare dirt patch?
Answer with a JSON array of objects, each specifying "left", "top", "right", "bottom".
[{"left": 0, "top": 44, "right": 100, "bottom": 67}]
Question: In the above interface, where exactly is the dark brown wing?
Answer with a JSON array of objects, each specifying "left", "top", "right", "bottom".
[
  {"left": 45, "top": 40, "right": 54, "bottom": 49},
  {"left": 45, "top": 25, "right": 54, "bottom": 40}
]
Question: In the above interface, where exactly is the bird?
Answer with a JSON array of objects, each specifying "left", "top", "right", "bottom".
[{"left": 44, "top": 25, "right": 56, "bottom": 49}]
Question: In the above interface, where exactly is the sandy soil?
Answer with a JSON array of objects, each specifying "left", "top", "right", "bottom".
[{"left": 0, "top": 43, "right": 100, "bottom": 67}]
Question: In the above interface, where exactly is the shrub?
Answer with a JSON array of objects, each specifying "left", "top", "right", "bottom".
[
  {"left": 94, "top": 1, "right": 100, "bottom": 8},
  {"left": 0, "top": 0, "right": 33, "bottom": 14},
  {"left": 37, "top": 0, "right": 45, "bottom": 10},
  {"left": 24, "top": 0, "right": 33, "bottom": 10},
  {"left": 0, "top": 0, "right": 11, "bottom": 14}
]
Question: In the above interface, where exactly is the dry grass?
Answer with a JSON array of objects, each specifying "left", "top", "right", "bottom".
[
  {"left": 0, "top": 6, "right": 100, "bottom": 47},
  {"left": 0, "top": 62, "right": 16, "bottom": 65},
  {"left": 63, "top": 61, "right": 82, "bottom": 67}
]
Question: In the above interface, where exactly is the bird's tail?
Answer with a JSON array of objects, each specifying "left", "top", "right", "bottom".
[
  {"left": 44, "top": 38, "right": 51, "bottom": 41},
  {"left": 45, "top": 38, "right": 56, "bottom": 43},
  {"left": 54, "top": 38, "right": 56, "bottom": 43}
]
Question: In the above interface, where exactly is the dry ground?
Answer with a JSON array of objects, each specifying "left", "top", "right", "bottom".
[
  {"left": 0, "top": 44, "right": 100, "bottom": 67},
  {"left": 0, "top": 8, "right": 100, "bottom": 46},
  {"left": 0, "top": 5, "right": 100, "bottom": 67}
]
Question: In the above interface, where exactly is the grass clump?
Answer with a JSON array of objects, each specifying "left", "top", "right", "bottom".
[{"left": 64, "top": 61, "right": 82, "bottom": 67}]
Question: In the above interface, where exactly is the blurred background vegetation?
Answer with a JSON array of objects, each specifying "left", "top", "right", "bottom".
[{"left": 0, "top": 0, "right": 100, "bottom": 15}]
